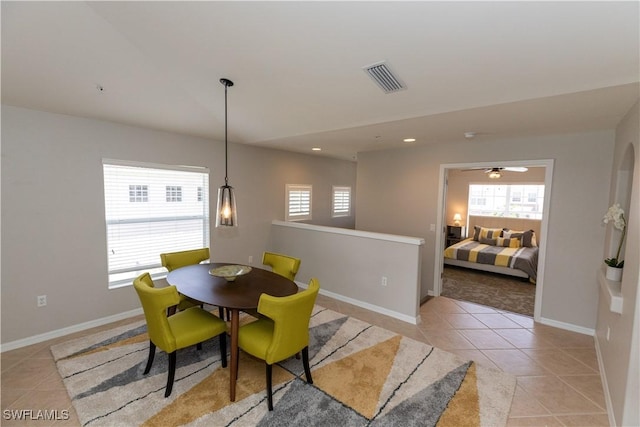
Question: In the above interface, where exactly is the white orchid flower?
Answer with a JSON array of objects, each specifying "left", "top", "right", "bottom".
[{"left": 603, "top": 203, "right": 627, "bottom": 268}]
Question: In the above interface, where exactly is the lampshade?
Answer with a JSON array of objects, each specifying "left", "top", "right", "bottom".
[
  {"left": 453, "top": 213, "right": 462, "bottom": 226},
  {"left": 215, "top": 78, "right": 238, "bottom": 228},
  {"left": 216, "top": 184, "right": 237, "bottom": 227}
]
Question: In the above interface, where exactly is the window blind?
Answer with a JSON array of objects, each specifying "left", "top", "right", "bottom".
[{"left": 103, "top": 160, "right": 209, "bottom": 288}]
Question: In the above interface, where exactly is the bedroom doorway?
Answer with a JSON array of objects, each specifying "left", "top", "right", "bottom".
[{"left": 434, "top": 159, "right": 554, "bottom": 321}]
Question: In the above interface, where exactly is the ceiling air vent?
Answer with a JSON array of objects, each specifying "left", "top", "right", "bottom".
[{"left": 363, "top": 61, "right": 406, "bottom": 94}]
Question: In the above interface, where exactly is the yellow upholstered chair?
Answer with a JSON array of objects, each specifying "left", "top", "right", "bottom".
[
  {"left": 237, "top": 278, "right": 319, "bottom": 410},
  {"left": 160, "top": 248, "right": 210, "bottom": 272},
  {"left": 133, "top": 273, "right": 227, "bottom": 397},
  {"left": 160, "top": 248, "right": 210, "bottom": 312},
  {"left": 262, "top": 251, "right": 301, "bottom": 281}
]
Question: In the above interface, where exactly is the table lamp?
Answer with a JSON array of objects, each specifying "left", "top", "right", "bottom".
[{"left": 453, "top": 213, "right": 462, "bottom": 226}]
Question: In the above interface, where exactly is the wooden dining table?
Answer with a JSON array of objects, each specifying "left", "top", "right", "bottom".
[{"left": 166, "top": 262, "right": 299, "bottom": 401}]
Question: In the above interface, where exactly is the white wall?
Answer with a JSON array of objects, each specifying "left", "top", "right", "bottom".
[
  {"left": 595, "top": 101, "right": 639, "bottom": 427},
  {"left": 1, "top": 106, "right": 356, "bottom": 344},
  {"left": 356, "top": 130, "right": 615, "bottom": 330}
]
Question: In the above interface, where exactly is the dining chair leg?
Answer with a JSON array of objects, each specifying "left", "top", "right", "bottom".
[
  {"left": 302, "top": 346, "right": 313, "bottom": 384},
  {"left": 219, "top": 334, "right": 227, "bottom": 368},
  {"left": 143, "top": 342, "right": 156, "bottom": 375},
  {"left": 266, "top": 363, "right": 274, "bottom": 411},
  {"left": 165, "top": 352, "right": 177, "bottom": 397}
]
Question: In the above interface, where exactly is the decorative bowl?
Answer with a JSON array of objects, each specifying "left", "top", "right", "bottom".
[{"left": 209, "top": 265, "right": 252, "bottom": 282}]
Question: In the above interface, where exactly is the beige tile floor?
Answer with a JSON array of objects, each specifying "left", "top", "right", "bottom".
[{"left": 1, "top": 296, "right": 609, "bottom": 426}]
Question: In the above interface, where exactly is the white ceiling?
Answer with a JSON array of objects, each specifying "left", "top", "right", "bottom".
[{"left": 2, "top": 1, "right": 639, "bottom": 160}]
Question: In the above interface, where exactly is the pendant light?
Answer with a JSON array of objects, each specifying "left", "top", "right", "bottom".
[{"left": 215, "top": 78, "right": 238, "bottom": 227}]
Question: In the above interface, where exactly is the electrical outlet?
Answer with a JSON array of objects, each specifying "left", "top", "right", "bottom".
[
  {"left": 37, "top": 295, "right": 47, "bottom": 307},
  {"left": 381, "top": 276, "right": 388, "bottom": 287},
  {"left": 248, "top": 256, "right": 253, "bottom": 264}
]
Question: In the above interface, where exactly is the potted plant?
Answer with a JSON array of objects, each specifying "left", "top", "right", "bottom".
[{"left": 603, "top": 203, "right": 626, "bottom": 281}]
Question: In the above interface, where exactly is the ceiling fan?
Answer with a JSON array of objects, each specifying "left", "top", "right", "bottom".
[{"left": 461, "top": 167, "right": 528, "bottom": 179}]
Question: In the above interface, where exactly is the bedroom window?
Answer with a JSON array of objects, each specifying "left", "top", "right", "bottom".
[
  {"left": 332, "top": 186, "right": 351, "bottom": 217},
  {"left": 468, "top": 184, "right": 544, "bottom": 219},
  {"left": 103, "top": 160, "right": 210, "bottom": 288},
  {"left": 286, "top": 184, "right": 312, "bottom": 221}
]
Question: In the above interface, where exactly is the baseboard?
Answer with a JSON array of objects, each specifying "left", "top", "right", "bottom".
[
  {"left": 594, "top": 335, "right": 617, "bottom": 426},
  {"left": 1, "top": 308, "right": 143, "bottom": 353},
  {"left": 313, "top": 288, "right": 420, "bottom": 325},
  {"left": 538, "top": 316, "right": 595, "bottom": 336}
]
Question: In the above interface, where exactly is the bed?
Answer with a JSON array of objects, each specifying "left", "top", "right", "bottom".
[{"left": 443, "top": 218, "right": 540, "bottom": 282}]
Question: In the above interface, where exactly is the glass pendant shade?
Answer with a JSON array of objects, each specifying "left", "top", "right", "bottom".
[{"left": 216, "top": 184, "right": 237, "bottom": 227}]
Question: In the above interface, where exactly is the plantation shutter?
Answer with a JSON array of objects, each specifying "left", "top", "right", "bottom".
[
  {"left": 286, "top": 184, "right": 312, "bottom": 221},
  {"left": 332, "top": 186, "right": 351, "bottom": 217}
]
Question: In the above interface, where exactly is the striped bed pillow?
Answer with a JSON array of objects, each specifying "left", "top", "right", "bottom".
[
  {"left": 473, "top": 226, "right": 503, "bottom": 241},
  {"left": 497, "top": 236, "right": 521, "bottom": 248},
  {"left": 503, "top": 228, "right": 537, "bottom": 247},
  {"left": 478, "top": 235, "right": 521, "bottom": 247}
]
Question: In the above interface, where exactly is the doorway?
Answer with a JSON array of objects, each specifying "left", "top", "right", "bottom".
[{"left": 434, "top": 159, "right": 554, "bottom": 321}]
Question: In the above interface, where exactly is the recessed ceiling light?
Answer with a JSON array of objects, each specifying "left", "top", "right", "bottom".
[
  {"left": 312, "top": 147, "right": 322, "bottom": 151},
  {"left": 403, "top": 138, "right": 416, "bottom": 143}
]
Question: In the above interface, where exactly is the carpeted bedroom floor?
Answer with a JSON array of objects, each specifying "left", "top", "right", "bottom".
[{"left": 442, "top": 266, "right": 535, "bottom": 317}]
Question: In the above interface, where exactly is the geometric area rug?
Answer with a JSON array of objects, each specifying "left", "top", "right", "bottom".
[{"left": 51, "top": 306, "right": 516, "bottom": 427}]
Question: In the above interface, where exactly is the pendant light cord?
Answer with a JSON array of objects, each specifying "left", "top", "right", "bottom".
[
  {"left": 224, "top": 82, "right": 229, "bottom": 186},
  {"left": 220, "top": 78, "right": 234, "bottom": 187}
]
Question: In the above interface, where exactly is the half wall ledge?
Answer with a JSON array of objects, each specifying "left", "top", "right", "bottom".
[
  {"left": 597, "top": 265, "right": 623, "bottom": 314},
  {"left": 271, "top": 220, "right": 425, "bottom": 245}
]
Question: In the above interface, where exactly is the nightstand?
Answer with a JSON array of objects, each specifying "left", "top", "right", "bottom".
[{"left": 446, "top": 225, "right": 466, "bottom": 248}]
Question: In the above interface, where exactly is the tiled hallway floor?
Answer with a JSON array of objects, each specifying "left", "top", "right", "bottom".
[{"left": 2, "top": 296, "right": 609, "bottom": 426}]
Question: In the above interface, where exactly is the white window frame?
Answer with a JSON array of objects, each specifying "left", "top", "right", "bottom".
[
  {"left": 103, "top": 159, "right": 210, "bottom": 288},
  {"left": 332, "top": 186, "right": 351, "bottom": 217},
  {"left": 285, "top": 184, "right": 312, "bottom": 222}
]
